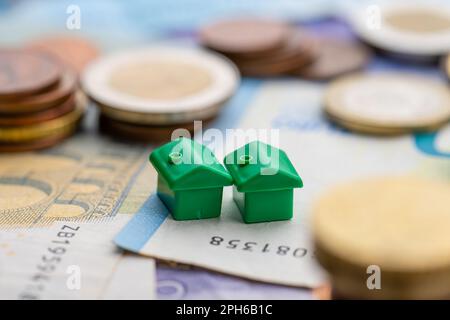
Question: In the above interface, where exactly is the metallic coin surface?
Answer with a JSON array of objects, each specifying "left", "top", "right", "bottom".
[
  {"left": 294, "top": 38, "right": 371, "bottom": 80},
  {"left": 0, "top": 68, "right": 77, "bottom": 114},
  {"left": 0, "top": 97, "right": 85, "bottom": 142},
  {"left": 234, "top": 30, "right": 317, "bottom": 76},
  {"left": 350, "top": 2, "right": 450, "bottom": 57},
  {"left": 95, "top": 98, "right": 228, "bottom": 125},
  {"left": 82, "top": 46, "right": 239, "bottom": 116},
  {"left": 0, "top": 130, "right": 73, "bottom": 152},
  {"left": 0, "top": 49, "right": 61, "bottom": 100},
  {"left": 313, "top": 176, "right": 450, "bottom": 299},
  {"left": 200, "top": 18, "right": 290, "bottom": 55},
  {"left": 324, "top": 72, "right": 450, "bottom": 130},
  {"left": 0, "top": 94, "right": 76, "bottom": 127},
  {"left": 27, "top": 35, "right": 99, "bottom": 74},
  {"left": 99, "top": 114, "right": 213, "bottom": 143}
]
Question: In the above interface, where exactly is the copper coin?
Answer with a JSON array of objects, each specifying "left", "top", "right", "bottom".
[
  {"left": 234, "top": 30, "right": 317, "bottom": 76},
  {"left": 294, "top": 38, "right": 372, "bottom": 80},
  {"left": 0, "top": 130, "right": 73, "bottom": 153},
  {"left": 99, "top": 114, "right": 214, "bottom": 143},
  {"left": 0, "top": 49, "right": 61, "bottom": 100},
  {"left": 199, "top": 18, "right": 290, "bottom": 56},
  {"left": 27, "top": 35, "right": 99, "bottom": 75},
  {"left": 0, "top": 94, "right": 76, "bottom": 126},
  {"left": 0, "top": 68, "right": 77, "bottom": 114}
]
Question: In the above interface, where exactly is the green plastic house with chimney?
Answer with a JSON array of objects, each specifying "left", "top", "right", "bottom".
[
  {"left": 224, "top": 141, "right": 303, "bottom": 223},
  {"left": 149, "top": 137, "right": 232, "bottom": 220}
]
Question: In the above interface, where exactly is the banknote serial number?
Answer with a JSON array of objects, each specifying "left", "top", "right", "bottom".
[
  {"left": 19, "top": 224, "right": 81, "bottom": 300},
  {"left": 209, "top": 236, "right": 308, "bottom": 258}
]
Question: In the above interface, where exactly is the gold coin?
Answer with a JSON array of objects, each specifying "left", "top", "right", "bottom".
[
  {"left": 324, "top": 72, "right": 450, "bottom": 131},
  {"left": 313, "top": 176, "right": 450, "bottom": 299},
  {"left": 0, "top": 94, "right": 86, "bottom": 142}
]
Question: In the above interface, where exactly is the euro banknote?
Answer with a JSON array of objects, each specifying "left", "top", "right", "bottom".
[{"left": 115, "top": 79, "right": 450, "bottom": 288}]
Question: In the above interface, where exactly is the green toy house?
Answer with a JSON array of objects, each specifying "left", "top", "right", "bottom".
[
  {"left": 224, "top": 141, "right": 303, "bottom": 223},
  {"left": 149, "top": 137, "right": 232, "bottom": 220}
]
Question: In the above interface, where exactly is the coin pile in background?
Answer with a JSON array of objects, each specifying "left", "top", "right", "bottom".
[
  {"left": 81, "top": 46, "right": 239, "bottom": 142},
  {"left": 27, "top": 35, "right": 99, "bottom": 76},
  {"left": 313, "top": 176, "right": 450, "bottom": 299},
  {"left": 0, "top": 49, "right": 85, "bottom": 152},
  {"left": 323, "top": 72, "right": 450, "bottom": 135},
  {"left": 199, "top": 18, "right": 372, "bottom": 79},
  {"left": 349, "top": 2, "right": 450, "bottom": 62}
]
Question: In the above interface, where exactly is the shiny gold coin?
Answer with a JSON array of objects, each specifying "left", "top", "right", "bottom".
[
  {"left": 0, "top": 94, "right": 86, "bottom": 142},
  {"left": 313, "top": 176, "right": 450, "bottom": 299}
]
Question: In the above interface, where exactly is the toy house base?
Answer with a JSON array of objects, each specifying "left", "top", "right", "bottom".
[
  {"left": 232, "top": 186, "right": 293, "bottom": 223},
  {"left": 157, "top": 176, "right": 224, "bottom": 220}
]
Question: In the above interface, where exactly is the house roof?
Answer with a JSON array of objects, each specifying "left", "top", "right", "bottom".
[
  {"left": 149, "top": 138, "right": 232, "bottom": 191},
  {"left": 224, "top": 141, "right": 303, "bottom": 192}
]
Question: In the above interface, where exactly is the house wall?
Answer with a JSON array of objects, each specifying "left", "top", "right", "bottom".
[
  {"left": 174, "top": 187, "right": 224, "bottom": 220},
  {"left": 157, "top": 175, "right": 175, "bottom": 213},
  {"left": 243, "top": 189, "right": 293, "bottom": 223}
]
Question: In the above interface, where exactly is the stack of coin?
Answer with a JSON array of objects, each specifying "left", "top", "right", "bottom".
[
  {"left": 324, "top": 72, "right": 450, "bottom": 135},
  {"left": 0, "top": 49, "right": 85, "bottom": 152},
  {"left": 81, "top": 46, "right": 239, "bottom": 142},
  {"left": 291, "top": 37, "right": 372, "bottom": 80},
  {"left": 199, "top": 18, "right": 317, "bottom": 77},
  {"left": 313, "top": 176, "right": 450, "bottom": 299},
  {"left": 349, "top": 2, "right": 450, "bottom": 62}
]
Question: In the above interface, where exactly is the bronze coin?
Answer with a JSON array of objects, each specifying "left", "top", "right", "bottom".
[
  {"left": 199, "top": 18, "right": 290, "bottom": 56},
  {"left": 99, "top": 114, "right": 214, "bottom": 143},
  {"left": 0, "top": 49, "right": 61, "bottom": 100},
  {"left": 0, "top": 68, "right": 77, "bottom": 114},
  {"left": 0, "top": 130, "right": 74, "bottom": 153},
  {"left": 294, "top": 38, "right": 372, "bottom": 80},
  {"left": 234, "top": 30, "right": 317, "bottom": 76},
  {"left": 27, "top": 35, "right": 99, "bottom": 75},
  {"left": 0, "top": 94, "right": 76, "bottom": 126}
]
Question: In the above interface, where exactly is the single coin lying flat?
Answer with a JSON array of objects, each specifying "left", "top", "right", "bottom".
[
  {"left": 324, "top": 72, "right": 450, "bottom": 132},
  {"left": 349, "top": 2, "right": 450, "bottom": 57}
]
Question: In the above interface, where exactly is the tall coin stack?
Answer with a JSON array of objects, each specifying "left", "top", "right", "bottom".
[
  {"left": 0, "top": 49, "right": 85, "bottom": 152},
  {"left": 82, "top": 46, "right": 239, "bottom": 142}
]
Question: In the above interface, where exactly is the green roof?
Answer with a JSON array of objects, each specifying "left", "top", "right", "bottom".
[
  {"left": 224, "top": 141, "right": 303, "bottom": 192},
  {"left": 149, "top": 138, "right": 232, "bottom": 191}
]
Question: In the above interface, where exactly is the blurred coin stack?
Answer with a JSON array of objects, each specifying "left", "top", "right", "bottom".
[
  {"left": 324, "top": 72, "right": 450, "bottom": 135},
  {"left": 199, "top": 18, "right": 372, "bottom": 79},
  {"left": 0, "top": 49, "right": 85, "bottom": 152},
  {"left": 82, "top": 46, "right": 239, "bottom": 142},
  {"left": 313, "top": 176, "right": 450, "bottom": 299}
]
